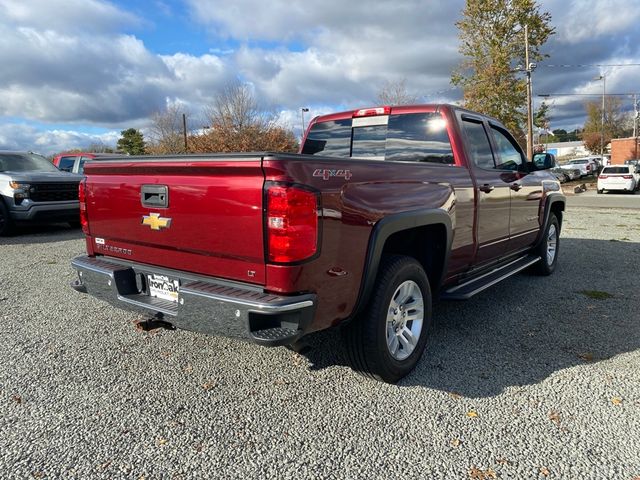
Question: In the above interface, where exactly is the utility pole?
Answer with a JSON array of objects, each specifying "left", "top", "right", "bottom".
[
  {"left": 633, "top": 93, "right": 638, "bottom": 139},
  {"left": 182, "top": 113, "right": 188, "bottom": 151},
  {"left": 524, "top": 25, "right": 534, "bottom": 160},
  {"left": 600, "top": 76, "right": 605, "bottom": 158},
  {"left": 634, "top": 94, "right": 638, "bottom": 160}
]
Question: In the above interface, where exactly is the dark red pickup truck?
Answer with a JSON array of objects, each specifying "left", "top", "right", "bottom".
[{"left": 71, "top": 104, "right": 565, "bottom": 382}]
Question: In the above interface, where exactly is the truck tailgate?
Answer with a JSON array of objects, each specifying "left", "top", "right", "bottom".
[{"left": 83, "top": 158, "right": 266, "bottom": 284}]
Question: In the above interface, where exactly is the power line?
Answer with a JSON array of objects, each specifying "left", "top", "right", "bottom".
[
  {"left": 539, "top": 63, "right": 640, "bottom": 68},
  {"left": 539, "top": 93, "right": 638, "bottom": 97}
]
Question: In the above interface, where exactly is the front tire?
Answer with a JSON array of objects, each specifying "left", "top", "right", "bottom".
[
  {"left": 530, "top": 213, "right": 560, "bottom": 276},
  {"left": 343, "top": 255, "right": 432, "bottom": 383},
  {"left": 0, "top": 200, "right": 13, "bottom": 236}
]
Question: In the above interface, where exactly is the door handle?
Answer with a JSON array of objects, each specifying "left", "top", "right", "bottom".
[
  {"left": 479, "top": 184, "right": 495, "bottom": 193},
  {"left": 510, "top": 183, "right": 522, "bottom": 191}
]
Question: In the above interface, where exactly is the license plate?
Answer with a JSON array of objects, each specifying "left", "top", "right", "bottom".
[{"left": 147, "top": 274, "right": 179, "bottom": 303}]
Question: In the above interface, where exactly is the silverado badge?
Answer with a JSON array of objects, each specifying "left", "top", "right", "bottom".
[{"left": 142, "top": 213, "right": 172, "bottom": 231}]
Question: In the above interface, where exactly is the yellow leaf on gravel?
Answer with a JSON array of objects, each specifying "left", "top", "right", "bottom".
[
  {"left": 578, "top": 352, "right": 594, "bottom": 362},
  {"left": 451, "top": 438, "right": 462, "bottom": 447},
  {"left": 611, "top": 397, "right": 623, "bottom": 405},
  {"left": 466, "top": 410, "right": 478, "bottom": 418},
  {"left": 540, "top": 466, "right": 550, "bottom": 477},
  {"left": 468, "top": 467, "right": 497, "bottom": 479}
]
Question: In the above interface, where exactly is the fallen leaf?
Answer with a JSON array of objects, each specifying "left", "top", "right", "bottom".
[
  {"left": 274, "top": 378, "right": 290, "bottom": 386},
  {"left": 449, "top": 392, "right": 462, "bottom": 400},
  {"left": 548, "top": 410, "right": 561, "bottom": 425},
  {"left": 540, "top": 466, "right": 550, "bottom": 477},
  {"left": 469, "top": 467, "right": 497, "bottom": 479},
  {"left": 466, "top": 410, "right": 478, "bottom": 418},
  {"left": 202, "top": 381, "right": 216, "bottom": 391},
  {"left": 451, "top": 438, "right": 462, "bottom": 447},
  {"left": 183, "top": 364, "right": 193, "bottom": 373},
  {"left": 495, "top": 458, "right": 510, "bottom": 466},
  {"left": 578, "top": 352, "right": 594, "bottom": 362},
  {"left": 469, "top": 467, "right": 483, "bottom": 479},
  {"left": 611, "top": 397, "right": 623, "bottom": 405},
  {"left": 156, "top": 437, "right": 167, "bottom": 447},
  {"left": 11, "top": 394, "right": 22, "bottom": 404}
]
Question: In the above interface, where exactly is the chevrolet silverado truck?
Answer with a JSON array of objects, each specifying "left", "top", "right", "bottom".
[
  {"left": 0, "top": 151, "right": 82, "bottom": 235},
  {"left": 70, "top": 104, "right": 565, "bottom": 382}
]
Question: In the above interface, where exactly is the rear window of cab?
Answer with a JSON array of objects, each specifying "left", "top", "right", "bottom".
[{"left": 302, "top": 112, "right": 454, "bottom": 165}]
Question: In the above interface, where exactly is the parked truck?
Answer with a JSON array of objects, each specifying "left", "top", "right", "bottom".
[{"left": 70, "top": 104, "right": 565, "bottom": 382}]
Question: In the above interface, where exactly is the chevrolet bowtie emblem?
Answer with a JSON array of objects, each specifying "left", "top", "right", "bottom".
[{"left": 142, "top": 213, "right": 172, "bottom": 231}]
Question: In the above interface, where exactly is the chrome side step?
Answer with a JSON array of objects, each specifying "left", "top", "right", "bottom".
[{"left": 440, "top": 254, "right": 541, "bottom": 301}]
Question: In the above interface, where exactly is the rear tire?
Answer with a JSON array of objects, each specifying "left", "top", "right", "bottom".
[
  {"left": 0, "top": 200, "right": 13, "bottom": 236},
  {"left": 343, "top": 255, "right": 432, "bottom": 383},
  {"left": 530, "top": 213, "right": 559, "bottom": 276},
  {"left": 597, "top": 189, "right": 603, "bottom": 194}
]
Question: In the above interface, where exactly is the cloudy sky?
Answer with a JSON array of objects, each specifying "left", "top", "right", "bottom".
[{"left": 0, "top": 0, "right": 638, "bottom": 154}]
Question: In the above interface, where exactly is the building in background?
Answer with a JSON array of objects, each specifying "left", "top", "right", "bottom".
[{"left": 610, "top": 137, "right": 640, "bottom": 164}]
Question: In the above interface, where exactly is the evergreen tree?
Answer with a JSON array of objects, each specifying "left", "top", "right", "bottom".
[{"left": 117, "top": 128, "right": 146, "bottom": 155}]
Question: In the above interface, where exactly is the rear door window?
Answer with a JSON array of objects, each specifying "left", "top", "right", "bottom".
[{"left": 462, "top": 119, "right": 495, "bottom": 169}]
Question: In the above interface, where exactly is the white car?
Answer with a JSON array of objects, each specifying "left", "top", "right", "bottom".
[
  {"left": 560, "top": 158, "right": 597, "bottom": 177},
  {"left": 597, "top": 165, "right": 639, "bottom": 194}
]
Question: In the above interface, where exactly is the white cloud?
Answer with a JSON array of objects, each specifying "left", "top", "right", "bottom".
[
  {"left": 0, "top": 0, "right": 140, "bottom": 33},
  {"left": 0, "top": 123, "right": 119, "bottom": 155},
  {"left": 552, "top": 0, "right": 640, "bottom": 43}
]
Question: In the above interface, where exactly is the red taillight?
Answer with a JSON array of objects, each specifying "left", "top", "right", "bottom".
[
  {"left": 78, "top": 179, "right": 89, "bottom": 234},
  {"left": 353, "top": 106, "right": 391, "bottom": 117},
  {"left": 622, "top": 175, "right": 633, "bottom": 179},
  {"left": 266, "top": 185, "right": 319, "bottom": 263},
  {"left": 599, "top": 175, "right": 607, "bottom": 179},
  {"left": 586, "top": 165, "right": 591, "bottom": 171}
]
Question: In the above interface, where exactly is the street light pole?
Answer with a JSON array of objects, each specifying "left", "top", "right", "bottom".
[
  {"left": 524, "top": 25, "right": 534, "bottom": 160},
  {"left": 300, "top": 108, "right": 309, "bottom": 139},
  {"left": 594, "top": 75, "right": 606, "bottom": 158}
]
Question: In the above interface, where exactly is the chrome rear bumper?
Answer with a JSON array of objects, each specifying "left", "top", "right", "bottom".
[{"left": 71, "top": 255, "right": 316, "bottom": 346}]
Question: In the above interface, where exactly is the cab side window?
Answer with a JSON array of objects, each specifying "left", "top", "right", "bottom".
[
  {"left": 490, "top": 126, "right": 524, "bottom": 171},
  {"left": 58, "top": 156, "right": 77, "bottom": 172},
  {"left": 462, "top": 119, "right": 495, "bottom": 169}
]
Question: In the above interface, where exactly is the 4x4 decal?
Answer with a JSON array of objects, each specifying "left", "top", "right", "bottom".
[{"left": 312, "top": 169, "right": 353, "bottom": 181}]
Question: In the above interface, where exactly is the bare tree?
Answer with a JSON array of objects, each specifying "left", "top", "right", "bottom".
[
  {"left": 84, "top": 143, "right": 114, "bottom": 153},
  {"left": 376, "top": 79, "right": 421, "bottom": 106},
  {"left": 190, "top": 81, "right": 297, "bottom": 153},
  {"left": 148, "top": 103, "right": 188, "bottom": 154},
  {"left": 205, "top": 81, "right": 274, "bottom": 131}
]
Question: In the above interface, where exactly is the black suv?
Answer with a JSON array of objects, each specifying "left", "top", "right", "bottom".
[{"left": 0, "top": 151, "right": 83, "bottom": 235}]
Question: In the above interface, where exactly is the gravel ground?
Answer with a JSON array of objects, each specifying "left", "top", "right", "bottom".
[{"left": 1, "top": 207, "right": 639, "bottom": 479}]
